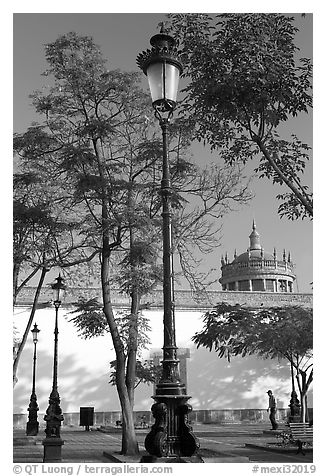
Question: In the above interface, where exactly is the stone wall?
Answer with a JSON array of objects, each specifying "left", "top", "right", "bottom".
[
  {"left": 213, "top": 291, "right": 312, "bottom": 308},
  {"left": 16, "top": 287, "right": 312, "bottom": 310},
  {"left": 13, "top": 407, "right": 313, "bottom": 429},
  {"left": 14, "top": 288, "right": 312, "bottom": 415}
]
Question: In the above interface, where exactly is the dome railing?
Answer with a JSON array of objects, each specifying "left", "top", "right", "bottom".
[{"left": 221, "top": 259, "right": 294, "bottom": 276}]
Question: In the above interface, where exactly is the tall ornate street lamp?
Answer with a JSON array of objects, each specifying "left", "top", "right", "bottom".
[
  {"left": 43, "top": 274, "right": 66, "bottom": 463},
  {"left": 26, "top": 323, "right": 40, "bottom": 436},
  {"left": 137, "top": 25, "right": 199, "bottom": 459}
]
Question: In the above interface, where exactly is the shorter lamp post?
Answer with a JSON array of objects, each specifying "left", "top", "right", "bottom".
[
  {"left": 289, "top": 360, "right": 301, "bottom": 422},
  {"left": 43, "top": 274, "right": 66, "bottom": 463},
  {"left": 26, "top": 323, "right": 40, "bottom": 436},
  {"left": 137, "top": 25, "right": 199, "bottom": 459}
]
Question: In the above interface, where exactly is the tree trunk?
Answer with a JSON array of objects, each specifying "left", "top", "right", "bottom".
[
  {"left": 13, "top": 266, "right": 49, "bottom": 386},
  {"left": 124, "top": 187, "right": 141, "bottom": 410},
  {"left": 101, "top": 247, "right": 139, "bottom": 455},
  {"left": 13, "top": 261, "right": 21, "bottom": 306},
  {"left": 115, "top": 346, "right": 139, "bottom": 455},
  {"left": 304, "top": 395, "right": 310, "bottom": 423},
  {"left": 301, "top": 393, "right": 306, "bottom": 423},
  {"left": 125, "top": 291, "right": 140, "bottom": 409},
  {"left": 296, "top": 371, "right": 305, "bottom": 423},
  {"left": 296, "top": 369, "right": 313, "bottom": 423},
  {"left": 255, "top": 137, "right": 313, "bottom": 216}
]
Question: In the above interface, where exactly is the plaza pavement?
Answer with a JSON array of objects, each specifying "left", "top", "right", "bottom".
[{"left": 13, "top": 423, "right": 313, "bottom": 464}]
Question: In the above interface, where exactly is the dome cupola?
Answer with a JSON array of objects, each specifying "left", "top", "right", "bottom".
[{"left": 219, "top": 221, "right": 296, "bottom": 293}]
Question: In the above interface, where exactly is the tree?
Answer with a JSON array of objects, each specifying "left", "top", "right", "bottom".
[
  {"left": 193, "top": 303, "right": 313, "bottom": 422},
  {"left": 14, "top": 31, "right": 251, "bottom": 455},
  {"left": 15, "top": 33, "right": 155, "bottom": 453},
  {"left": 166, "top": 13, "right": 313, "bottom": 219},
  {"left": 13, "top": 147, "right": 99, "bottom": 386}
]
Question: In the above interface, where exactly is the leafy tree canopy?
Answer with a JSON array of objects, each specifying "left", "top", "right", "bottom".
[
  {"left": 166, "top": 13, "right": 313, "bottom": 219},
  {"left": 193, "top": 303, "right": 313, "bottom": 364},
  {"left": 68, "top": 297, "right": 151, "bottom": 353},
  {"left": 109, "top": 359, "right": 161, "bottom": 389}
]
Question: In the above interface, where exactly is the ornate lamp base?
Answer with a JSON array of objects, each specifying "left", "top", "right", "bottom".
[
  {"left": 288, "top": 390, "right": 301, "bottom": 422},
  {"left": 42, "top": 390, "right": 64, "bottom": 462},
  {"left": 26, "top": 397, "right": 39, "bottom": 436},
  {"left": 42, "top": 437, "right": 64, "bottom": 462},
  {"left": 144, "top": 382, "right": 199, "bottom": 458},
  {"left": 26, "top": 421, "right": 39, "bottom": 436}
]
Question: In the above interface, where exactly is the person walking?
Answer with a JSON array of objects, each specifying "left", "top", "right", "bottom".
[{"left": 267, "top": 390, "right": 278, "bottom": 430}]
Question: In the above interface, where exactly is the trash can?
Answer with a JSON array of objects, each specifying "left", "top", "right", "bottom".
[{"left": 79, "top": 407, "right": 94, "bottom": 431}]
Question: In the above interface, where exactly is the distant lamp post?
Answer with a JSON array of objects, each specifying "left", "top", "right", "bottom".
[
  {"left": 43, "top": 274, "right": 66, "bottom": 463},
  {"left": 26, "top": 323, "right": 40, "bottom": 436},
  {"left": 289, "top": 360, "right": 301, "bottom": 422},
  {"left": 137, "top": 25, "right": 199, "bottom": 459}
]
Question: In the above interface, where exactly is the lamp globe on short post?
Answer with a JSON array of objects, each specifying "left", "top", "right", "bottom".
[
  {"left": 137, "top": 25, "right": 199, "bottom": 460},
  {"left": 26, "top": 323, "right": 40, "bottom": 436},
  {"left": 42, "top": 274, "right": 66, "bottom": 463}
]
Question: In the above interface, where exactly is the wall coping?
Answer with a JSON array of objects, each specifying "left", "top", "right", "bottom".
[{"left": 15, "top": 287, "right": 313, "bottom": 310}]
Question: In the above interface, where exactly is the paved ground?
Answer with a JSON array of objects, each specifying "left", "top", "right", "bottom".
[{"left": 13, "top": 423, "right": 313, "bottom": 464}]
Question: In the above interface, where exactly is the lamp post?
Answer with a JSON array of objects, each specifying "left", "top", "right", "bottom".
[
  {"left": 137, "top": 25, "right": 199, "bottom": 459},
  {"left": 289, "top": 360, "right": 301, "bottom": 422},
  {"left": 26, "top": 323, "right": 40, "bottom": 436},
  {"left": 43, "top": 274, "right": 66, "bottom": 463}
]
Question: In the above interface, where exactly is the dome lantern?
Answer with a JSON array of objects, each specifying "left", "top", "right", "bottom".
[{"left": 249, "top": 219, "right": 262, "bottom": 251}]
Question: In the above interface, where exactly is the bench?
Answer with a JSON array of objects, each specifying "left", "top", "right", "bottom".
[{"left": 289, "top": 422, "right": 313, "bottom": 455}]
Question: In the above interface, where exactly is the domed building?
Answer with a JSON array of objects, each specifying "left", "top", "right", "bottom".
[{"left": 219, "top": 221, "right": 296, "bottom": 293}]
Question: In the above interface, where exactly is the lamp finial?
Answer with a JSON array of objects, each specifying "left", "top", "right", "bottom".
[{"left": 158, "top": 21, "right": 166, "bottom": 34}]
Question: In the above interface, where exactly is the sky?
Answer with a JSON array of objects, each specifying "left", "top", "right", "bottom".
[{"left": 11, "top": 10, "right": 314, "bottom": 292}]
